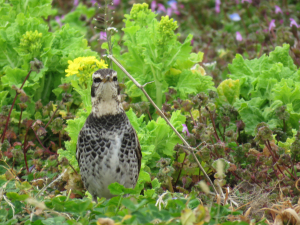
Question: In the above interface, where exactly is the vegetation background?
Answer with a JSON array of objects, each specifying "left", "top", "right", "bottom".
[{"left": 1, "top": 0, "right": 300, "bottom": 224}]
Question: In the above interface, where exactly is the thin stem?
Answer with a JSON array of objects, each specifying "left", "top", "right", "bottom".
[
  {"left": 23, "top": 126, "right": 31, "bottom": 173},
  {"left": 1, "top": 70, "right": 32, "bottom": 144},
  {"left": 108, "top": 55, "right": 218, "bottom": 195},
  {"left": 45, "top": 107, "right": 59, "bottom": 129},
  {"left": 265, "top": 140, "right": 277, "bottom": 163},
  {"left": 32, "top": 128, "right": 47, "bottom": 152},
  {"left": 18, "top": 108, "right": 23, "bottom": 133},
  {"left": 174, "top": 153, "right": 187, "bottom": 187},
  {"left": 205, "top": 106, "right": 220, "bottom": 142},
  {"left": 189, "top": 110, "right": 196, "bottom": 126}
]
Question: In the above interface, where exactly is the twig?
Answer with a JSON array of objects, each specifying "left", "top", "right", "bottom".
[
  {"left": 32, "top": 129, "right": 47, "bottom": 152},
  {"left": 174, "top": 153, "right": 187, "bottom": 187},
  {"left": 36, "top": 169, "right": 67, "bottom": 198},
  {"left": 3, "top": 195, "right": 15, "bottom": 218},
  {"left": 1, "top": 69, "right": 32, "bottom": 143},
  {"left": 205, "top": 106, "right": 220, "bottom": 141},
  {"left": 45, "top": 106, "right": 59, "bottom": 129},
  {"left": 108, "top": 55, "right": 218, "bottom": 195}
]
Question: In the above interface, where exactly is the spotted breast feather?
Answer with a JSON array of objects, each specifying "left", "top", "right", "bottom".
[{"left": 76, "top": 112, "right": 141, "bottom": 201}]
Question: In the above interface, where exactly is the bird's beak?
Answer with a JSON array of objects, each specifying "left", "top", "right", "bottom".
[{"left": 102, "top": 75, "right": 111, "bottom": 83}]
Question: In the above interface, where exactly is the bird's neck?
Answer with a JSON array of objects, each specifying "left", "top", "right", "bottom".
[{"left": 91, "top": 97, "right": 124, "bottom": 117}]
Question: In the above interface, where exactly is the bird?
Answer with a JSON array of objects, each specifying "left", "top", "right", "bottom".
[{"left": 76, "top": 68, "right": 142, "bottom": 202}]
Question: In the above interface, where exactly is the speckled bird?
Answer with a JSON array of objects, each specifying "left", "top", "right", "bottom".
[{"left": 76, "top": 69, "right": 142, "bottom": 201}]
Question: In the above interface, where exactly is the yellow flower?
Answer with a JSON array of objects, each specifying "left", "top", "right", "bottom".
[{"left": 65, "top": 56, "right": 108, "bottom": 86}]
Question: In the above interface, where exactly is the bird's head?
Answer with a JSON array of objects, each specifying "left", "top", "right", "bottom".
[{"left": 91, "top": 69, "right": 123, "bottom": 117}]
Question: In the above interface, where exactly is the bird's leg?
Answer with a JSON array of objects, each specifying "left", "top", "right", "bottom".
[{"left": 93, "top": 196, "right": 98, "bottom": 203}]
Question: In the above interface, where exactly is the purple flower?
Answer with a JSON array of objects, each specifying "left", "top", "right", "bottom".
[
  {"left": 55, "top": 16, "right": 63, "bottom": 27},
  {"left": 151, "top": 1, "right": 157, "bottom": 11},
  {"left": 275, "top": 5, "right": 283, "bottom": 14},
  {"left": 167, "top": 7, "right": 172, "bottom": 16},
  {"left": 191, "top": 38, "right": 194, "bottom": 45},
  {"left": 229, "top": 13, "right": 241, "bottom": 21},
  {"left": 168, "top": 0, "right": 180, "bottom": 15},
  {"left": 91, "top": 0, "right": 97, "bottom": 6},
  {"left": 215, "top": 0, "right": 221, "bottom": 13},
  {"left": 113, "top": 0, "right": 120, "bottom": 5},
  {"left": 241, "top": 0, "right": 252, "bottom": 3},
  {"left": 236, "top": 31, "right": 242, "bottom": 41},
  {"left": 74, "top": 0, "right": 79, "bottom": 6},
  {"left": 182, "top": 124, "right": 190, "bottom": 137},
  {"left": 290, "top": 18, "right": 299, "bottom": 28},
  {"left": 99, "top": 31, "right": 107, "bottom": 40},
  {"left": 157, "top": 3, "right": 166, "bottom": 13},
  {"left": 269, "top": 19, "right": 276, "bottom": 31}
]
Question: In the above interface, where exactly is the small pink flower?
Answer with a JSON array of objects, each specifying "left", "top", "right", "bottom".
[
  {"left": 99, "top": 32, "right": 107, "bottom": 40},
  {"left": 290, "top": 18, "right": 299, "bottom": 28},
  {"left": 236, "top": 31, "right": 242, "bottom": 41},
  {"left": 113, "top": 0, "right": 120, "bottom": 5},
  {"left": 182, "top": 124, "right": 190, "bottom": 137},
  {"left": 191, "top": 38, "right": 194, "bottom": 45},
  {"left": 275, "top": 5, "right": 283, "bottom": 14},
  {"left": 280, "top": 19, "right": 284, "bottom": 24},
  {"left": 169, "top": 1, "right": 180, "bottom": 15},
  {"left": 74, "top": 0, "right": 79, "bottom": 6},
  {"left": 215, "top": 0, "right": 221, "bottom": 13},
  {"left": 241, "top": 0, "right": 252, "bottom": 3},
  {"left": 55, "top": 16, "right": 63, "bottom": 27},
  {"left": 269, "top": 19, "right": 276, "bottom": 31},
  {"left": 167, "top": 8, "right": 172, "bottom": 16},
  {"left": 151, "top": 1, "right": 157, "bottom": 11},
  {"left": 157, "top": 3, "right": 166, "bottom": 13}
]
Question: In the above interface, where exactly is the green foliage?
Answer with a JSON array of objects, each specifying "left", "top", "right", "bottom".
[
  {"left": 226, "top": 44, "right": 300, "bottom": 135},
  {"left": 2, "top": 1, "right": 300, "bottom": 224},
  {"left": 0, "top": 0, "right": 98, "bottom": 118},
  {"left": 103, "top": 3, "right": 214, "bottom": 110}
]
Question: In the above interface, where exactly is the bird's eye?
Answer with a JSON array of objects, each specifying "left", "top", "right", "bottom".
[
  {"left": 94, "top": 78, "right": 102, "bottom": 83},
  {"left": 113, "top": 76, "right": 118, "bottom": 81}
]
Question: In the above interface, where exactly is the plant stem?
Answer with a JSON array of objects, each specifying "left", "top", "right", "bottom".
[
  {"left": 205, "top": 106, "right": 220, "bottom": 141},
  {"left": 45, "top": 105, "right": 59, "bottom": 129},
  {"left": 23, "top": 125, "right": 32, "bottom": 173},
  {"left": 189, "top": 110, "right": 196, "bottom": 126},
  {"left": 1, "top": 70, "right": 32, "bottom": 144},
  {"left": 108, "top": 55, "right": 218, "bottom": 196},
  {"left": 174, "top": 153, "right": 187, "bottom": 187},
  {"left": 18, "top": 108, "right": 23, "bottom": 133}
]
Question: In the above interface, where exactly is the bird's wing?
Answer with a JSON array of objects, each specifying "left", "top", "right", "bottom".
[
  {"left": 121, "top": 127, "right": 142, "bottom": 173},
  {"left": 135, "top": 131, "right": 142, "bottom": 173}
]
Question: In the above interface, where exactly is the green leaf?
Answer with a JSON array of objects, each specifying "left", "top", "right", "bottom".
[
  {"left": 122, "top": 198, "right": 138, "bottom": 211},
  {"left": 64, "top": 198, "right": 92, "bottom": 214},
  {"left": 40, "top": 217, "right": 68, "bottom": 225},
  {"left": 175, "top": 70, "right": 201, "bottom": 98},
  {"left": 10, "top": 0, "right": 52, "bottom": 18},
  {"left": 126, "top": 108, "right": 145, "bottom": 131},
  {"left": 189, "top": 52, "right": 204, "bottom": 63},
  {"left": 1, "top": 67, "right": 28, "bottom": 88},
  {"left": 234, "top": 98, "right": 266, "bottom": 135},
  {"left": 217, "top": 79, "right": 240, "bottom": 105},
  {"left": 268, "top": 44, "right": 296, "bottom": 71},
  {"left": 151, "top": 178, "right": 161, "bottom": 189},
  {"left": 0, "top": 91, "right": 9, "bottom": 108},
  {"left": 108, "top": 182, "right": 137, "bottom": 196},
  {"left": 6, "top": 192, "right": 29, "bottom": 201}
]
